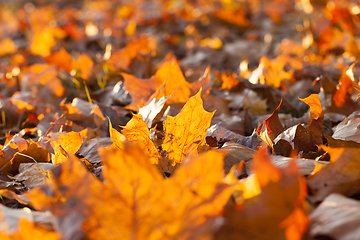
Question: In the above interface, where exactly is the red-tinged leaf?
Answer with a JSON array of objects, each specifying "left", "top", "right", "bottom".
[{"left": 257, "top": 99, "right": 284, "bottom": 148}]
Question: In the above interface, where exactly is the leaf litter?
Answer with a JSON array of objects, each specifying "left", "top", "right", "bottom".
[{"left": 0, "top": 0, "right": 360, "bottom": 239}]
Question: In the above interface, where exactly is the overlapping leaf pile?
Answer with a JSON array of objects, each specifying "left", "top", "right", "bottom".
[{"left": 0, "top": 0, "right": 360, "bottom": 239}]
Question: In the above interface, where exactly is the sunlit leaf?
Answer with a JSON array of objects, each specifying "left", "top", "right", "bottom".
[
  {"left": 26, "top": 143, "right": 232, "bottom": 240},
  {"left": 0, "top": 38, "right": 17, "bottom": 56},
  {"left": 30, "top": 28, "right": 56, "bottom": 57},
  {"left": 214, "top": 146, "right": 308, "bottom": 240},
  {"left": 162, "top": 89, "right": 214, "bottom": 165},
  {"left": 50, "top": 132, "right": 83, "bottom": 165},
  {"left": 257, "top": 100, "right": 284, "bottom": 148},
  {"left": 299, "top": 94, "right": 324, "bottom": 146},
  {"left": 122, "top": 113, "right": 160, "bottom": 164},
  {"left": 43, "top": 47, "right": 72, "bottom": 72}
]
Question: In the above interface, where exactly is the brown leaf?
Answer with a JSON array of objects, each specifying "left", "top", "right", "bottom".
[
  {"left": 0, "top": 142, "right": 49, "bottom": 176},
  {"left": 307, "top": 146, "right": 360, "bottom": 204},
  {"left": 308, "top": 193, "right": 360, "bottom": 240},
  {"left": 299, "top": 94, "right": 324, "bottom": 146},
  {"left": 214, "top": 147, "right": 308, "bottom": 240},
  {"left": 257, "top": 99, "right": 284, "bottom": 148}
]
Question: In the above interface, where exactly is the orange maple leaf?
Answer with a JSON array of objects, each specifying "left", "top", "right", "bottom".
[
  {"left": 152, "top": 54, "right": 191, "bottom": 105},
  {"left": 26, "top": 143, "right": 232, "bottom": 240},
  {"left": 121, "top": 73, "right": 159, "bottom": 111},
  {"left": 30, "top": 28, "right": 56, "bottom": 57},
  {"left": 108, "top": 36, "right": 156, "bottom": 71},
  {"left": 162, "top": 89, "right": 214, "bottom": 165},
  {"left": 122, "top": 54, "right": 191, "bottom": 111}
]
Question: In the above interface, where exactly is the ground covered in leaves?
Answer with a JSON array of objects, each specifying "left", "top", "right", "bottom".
[{"left": 0, "top": 0, "right": 360, "bottom": 239}]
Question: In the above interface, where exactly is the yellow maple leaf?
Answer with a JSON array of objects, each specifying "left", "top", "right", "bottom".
[
  {"left": 122, "top": 113, "right": 161, "bottom": 164},
  {"left": 50, "top": 132, "right": 83, "bottom": 165},
  {"left": 162, "top": 89, "right": 214, "bottom": 165}
]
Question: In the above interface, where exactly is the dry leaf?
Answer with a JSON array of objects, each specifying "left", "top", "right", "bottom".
[
  {"left": 162, "top": 89, "right": 214, "bottom": 165},
  {"left": 122, "top": 113, "right": 160, "bottom": 164},
  {"left": 308, "top": 193, "right": 360, "bottom": 240},
  {"left": 26, "top": 143, "right": 232, "bottom": 240},
  {"left": 214, "top": 146, "right": 308, "bottom": 240},
  {"left": 307, "top": 146, "right": 360, "bottom": 204},
  {"left": 257, "top": 99, "right": 284, "bottom": 148},
  {"left": 50, "top": 132, "right": 83, "bottom": 165}
]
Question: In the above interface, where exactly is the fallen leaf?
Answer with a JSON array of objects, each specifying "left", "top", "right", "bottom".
[
  {"left": 26, "top": 143, "right": 232, "bottom": 240},
  {"left": 162, "top": 89, "right": 214, "bottom": 165},
  {"left": 153, "top": 54, "right": 192, "bottom": 105},
  {"left": 331, "top": 110, "right": 360, "bottom": 143},
  {"left": 257, "top": 99, "right": 284, "bottom": 148},
  {"left": 72, "top": 53, "right": 93, "bottom": 80},
  {"left": 138, "top": 96, "right": 170, "bottom": 128},
  {"left": 307, "top": 146, "right": 360, "bottom": 204},
  {"left": 122, "top": 113, "right": 160, "bottom": 164},
  {"left": 43, "top": 47, "right": 72, "bottom": 72},
  {"left": 0, "top": 208, "right": 59, "bottom": 240},
  {"left": 0, "top": 38, "right": 17, "bottom": 56},
  {"left": 50, "top": 132, "right": 83, "bottom": 165},
  {"left": 0, "top": 142, "right": 49, "bottom": 176},
  {"left": 11, "top": 163, "right": 53, "bottom": 191},
  {"left": 108, "top": 36, "right": 156, "bottom": 71},
  {"left": 121, "top": 73, "right": 158, "bottom": 111},
  {"left": 214, "top": 146, "right": 308, "bottom": 240},
  {"left": 308, "top": 193, "right": 360, "bottom": 240},
  {"left": 299, "top": 94, "right": 324, "bottom": 146},
  {"left": 30, "top": 28, "right": 56, "bottom": 57}
]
